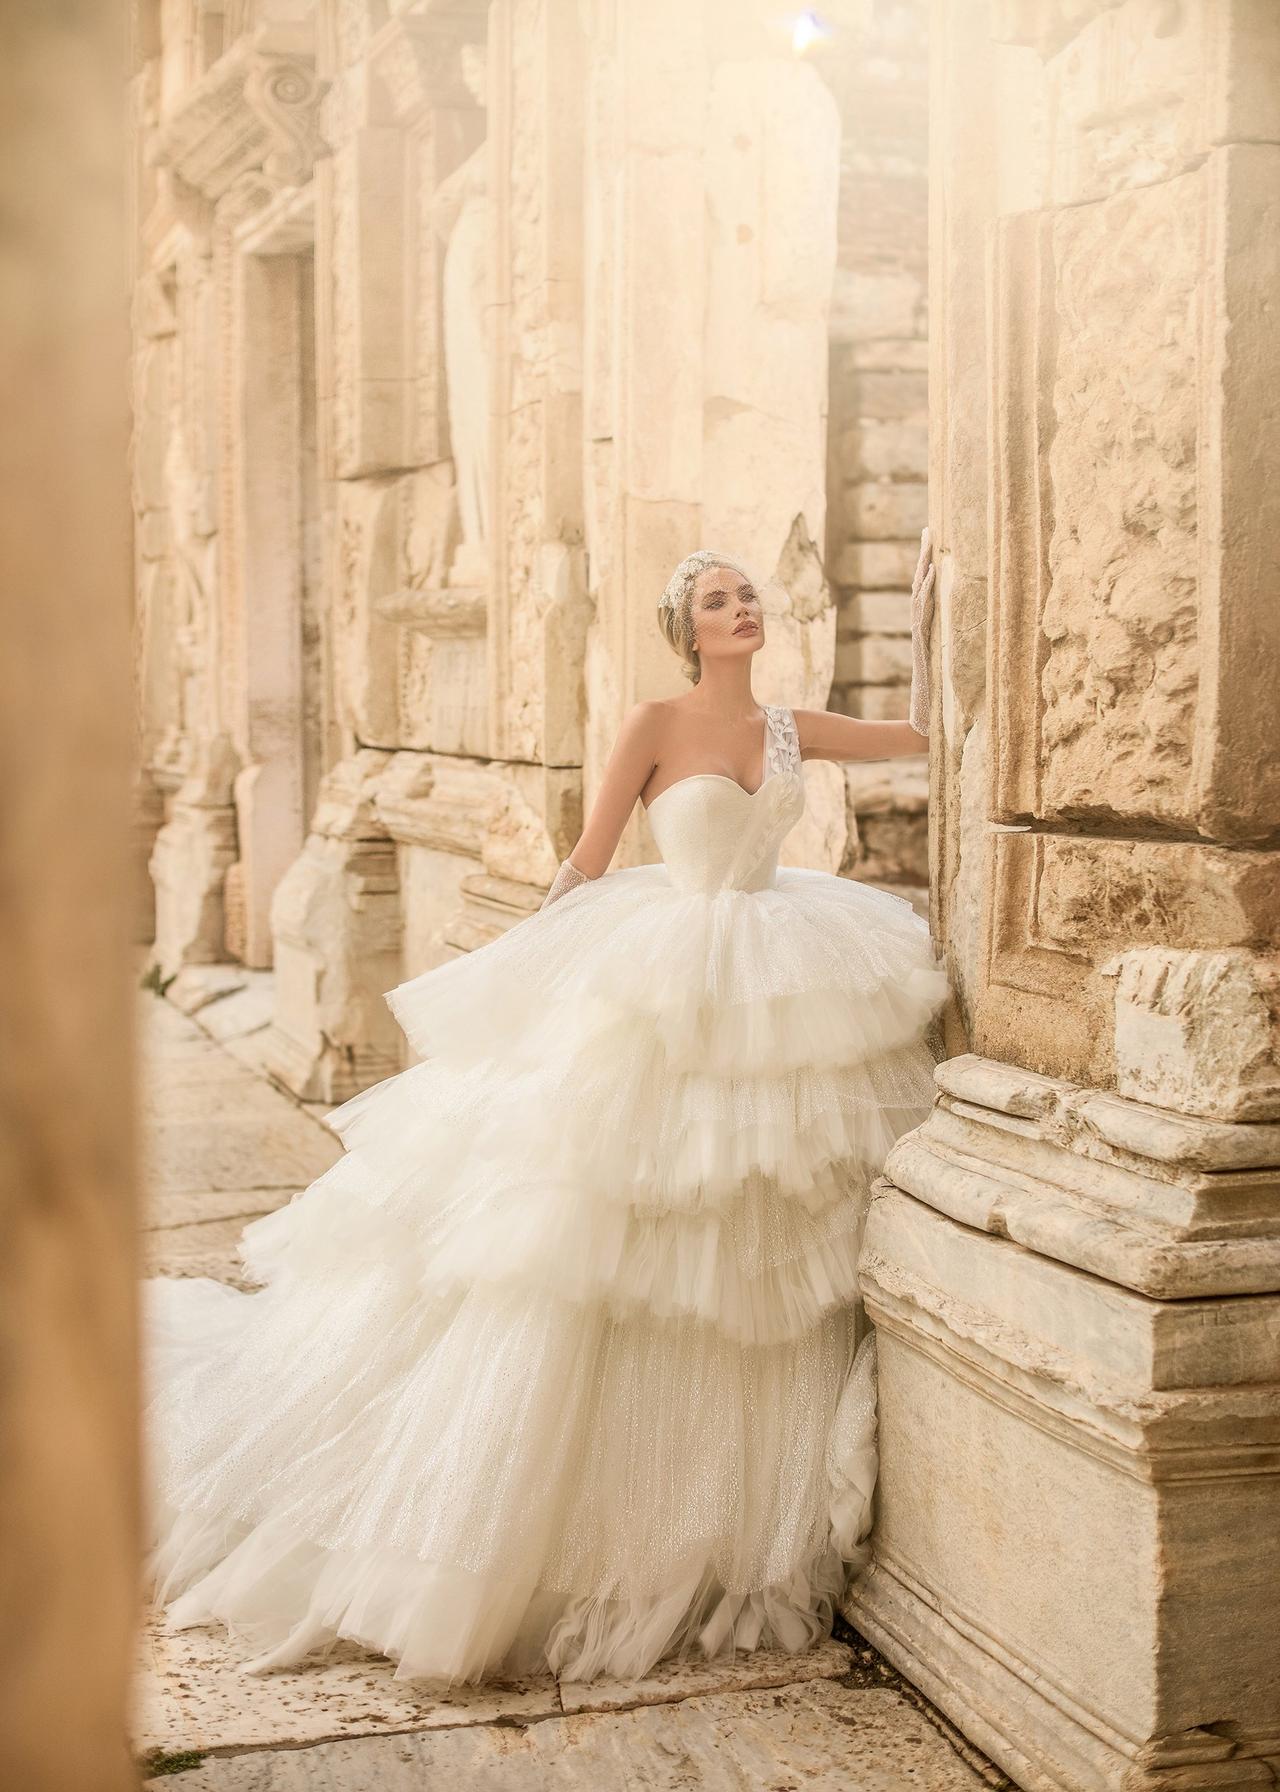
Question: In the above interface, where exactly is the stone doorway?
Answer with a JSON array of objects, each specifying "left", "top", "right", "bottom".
[{"left": 223, "top": 219, "right": 328, "bottom": 970}]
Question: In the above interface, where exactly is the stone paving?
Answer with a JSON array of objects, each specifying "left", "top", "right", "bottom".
[{"left": 135, "top": 977, "right": 1011, "bottom": 1790}]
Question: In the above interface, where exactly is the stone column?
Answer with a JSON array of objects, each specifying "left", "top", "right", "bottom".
[
  {"left": 844, "top": 4, "right": 1280, "bottom": 1787},
  {"left": 0, "top": 5, "right": 138, "bottom": 1787}
]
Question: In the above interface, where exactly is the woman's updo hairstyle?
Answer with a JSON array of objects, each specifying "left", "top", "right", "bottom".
[{"left": 658, "top": 549, "right": 757, "bottom": 685}]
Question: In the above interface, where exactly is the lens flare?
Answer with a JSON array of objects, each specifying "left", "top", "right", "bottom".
[{"left": 790, "top": 10, "right": 833, "bottom": 55}]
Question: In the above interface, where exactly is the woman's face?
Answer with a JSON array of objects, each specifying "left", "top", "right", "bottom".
[{"left": 690, "top": 566, "right": 764, "bottom": 667}]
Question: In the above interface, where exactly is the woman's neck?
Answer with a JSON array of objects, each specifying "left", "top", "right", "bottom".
[{"left": 688, "top": 657, "right": 760, "bottom": 719}]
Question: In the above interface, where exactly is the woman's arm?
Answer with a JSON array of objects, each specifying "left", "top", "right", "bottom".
[
  {"left": 793, "top": 708, "right": 927, "bottom": 764},
  {"left": 540, "top": 701, "right": 663, "bottom": 905},
  {"left": 797, "top": 526, "right": 936, "bottom": 765}
]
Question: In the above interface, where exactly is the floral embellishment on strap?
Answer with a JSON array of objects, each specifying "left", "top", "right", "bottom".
[{"left": 765, "top": 705, "right": 801, "bottom": 783}]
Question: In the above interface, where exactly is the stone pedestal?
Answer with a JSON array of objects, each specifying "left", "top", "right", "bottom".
[
  {"left": 149, "top": 737, "right": 240, "bottom": 978},
  {"left": 263, "top": 751, "right": 402, "bottom": 1103},
  {"left": 848, "top": 1054, "right": 1280, "bottom": 1791}
]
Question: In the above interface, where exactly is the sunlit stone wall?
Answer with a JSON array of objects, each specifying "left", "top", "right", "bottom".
[
  {"left": 131, "top": 0, "right": 932, "bottom": 1099},
  {"left": 846, "top": 6, "right": 1280, "bottom": 1788}
]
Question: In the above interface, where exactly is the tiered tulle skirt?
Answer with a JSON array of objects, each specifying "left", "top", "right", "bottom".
[{"left": 145, "top": 863, "right": 948, "bottom": 1683}]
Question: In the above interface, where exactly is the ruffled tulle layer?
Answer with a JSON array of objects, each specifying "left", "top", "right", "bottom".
[
  {"left": 326, "top": 1035, "right": 934, "bottom": 1215},
  {"left": 153, "top": 1502, "right": 853, "bottom": 1686},
  {"left": 245, "top": 1127, "right": 879, "bottom": 1347},
  {"left": 387, "top": 864, "right": 946, "bottom": 1081},
  {"left": 145, "top": 1275, "right": 879, "bottom": 1684}
]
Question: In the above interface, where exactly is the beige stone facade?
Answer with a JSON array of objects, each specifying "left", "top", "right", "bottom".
[{"left": 844, "top": 4, "right": 1280, "bottom": 1788}]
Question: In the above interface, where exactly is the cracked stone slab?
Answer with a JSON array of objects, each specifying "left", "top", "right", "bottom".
[
  {"left": 144, "top": 1119, "right": 334, "bottom": 1195},
  {"left": 193, "top": 977, "right": 278, "bottom": 1045},
  {"left": 143, "top": 1187, "right": 299, "bottom": 1232},
  {"left": 558, "top": 1637, "right": 853, "bottom": 1714},
  {"left": 166, "top": 966, "right": 251, "bottom": 1015},
  {"left": 136, "top": 1610, "right": 560, "bottom": 1758},
  {"left": 144, "top": 1218, "right": 272, "bottom": 1286},
  {"left": 142, "top": 1678, "right": 996, "bottom": 1790}
]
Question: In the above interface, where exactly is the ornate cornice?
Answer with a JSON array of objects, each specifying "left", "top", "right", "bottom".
[{"left": 149, "top": 25, "right": 329, "bottom": 201}]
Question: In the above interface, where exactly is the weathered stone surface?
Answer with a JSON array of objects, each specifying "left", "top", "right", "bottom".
[
  {"left": 144, "top": 1215, "right": 274, "bottom": 1287},
  {"left": 264, "top": 752, "right": 403, "bottom": 1102},
  {"left": 832, "top": 540, "right": 921, "bottom": 588},
  {"left": 980, "top": 830, "right": 1280, "bottom": 1088},
  {"left": 141, "top": 992, "right": 339, "bottom": 1288},
  {"left": 136, "top": 1610, "right": 560, "bottom": 1757},
  {"left": 840, "top": 418, "right": 929, "bottom": 483},
  {"left": 844, "top": 589, "right": 910, "bottom": 634},
  {"left": 827, "top": 15, "right": 928, "bottom": 815},
  {"left": 847, "top": 480, "right": 928, "bottom": 542},
  {"left": 829, "top": 269, "right": 924, "bottom": 342},
  {"left": 191, "top": 973, "right": 278, "bottom": 1046},
  {"left": 143, "top": 1678, "right": 997, "bottom": 1791},
  {"left": 1103, "top": 947, "right": 1280, "bottom": 1124},
  {"left": 835, "top": 634, "right": 914, "bottom": 687},
  {"left": 852, "top": 1184, "right": 1280, "bottom": 1792},
  {"left": 901, "top": 1053, "right": 1280, "bottom": 1291},
  {"left": 864, "top": 11, "right": 1280, "bottom": 1789},
  {"left": 861, "top": 1055, "right": 1280, "bottom": 1787},
  {"left": 558, "top": 1637, "right": 852, "bottom": 1714}
]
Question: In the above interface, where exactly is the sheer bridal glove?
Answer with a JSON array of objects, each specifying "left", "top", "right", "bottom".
[
  {"left": 540, "top": 857, "right": 593, "bottom": 910},
  {"left": 908, "top": 525, "right": 936, "bottom": 738}
]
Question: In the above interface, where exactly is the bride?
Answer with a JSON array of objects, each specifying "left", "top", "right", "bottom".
[{"left": 145, "top": 531, "right": 947, "bottom": 1686}]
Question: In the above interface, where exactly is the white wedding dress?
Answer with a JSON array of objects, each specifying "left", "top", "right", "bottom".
[{"left": 145, "top": 703, "right": 948, "bottom": 1685}]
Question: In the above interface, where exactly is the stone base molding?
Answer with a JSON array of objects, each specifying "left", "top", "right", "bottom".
[
  {"left": 845, "top": 1054, "right": 1280, "bottom": 1792},
  {"left": 262, "top": 751, "right": 403, "bottom": 1104}
]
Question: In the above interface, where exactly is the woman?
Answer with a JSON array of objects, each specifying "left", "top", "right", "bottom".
[{"left": 145, "top": 530, "right": 947, "bottom": 1686}]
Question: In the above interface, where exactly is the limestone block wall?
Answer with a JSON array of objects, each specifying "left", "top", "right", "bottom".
[{"left": 824, "top": 0, "right": 930, "bottom": 893}]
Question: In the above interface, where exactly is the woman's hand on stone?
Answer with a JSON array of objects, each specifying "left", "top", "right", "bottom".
[{"left": 908, "top": 526, "right": 936, "bottom": 738}]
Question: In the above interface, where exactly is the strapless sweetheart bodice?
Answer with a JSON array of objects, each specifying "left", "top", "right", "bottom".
[{"left": 646, "top": 705, "right": 805, "bottom": 895}]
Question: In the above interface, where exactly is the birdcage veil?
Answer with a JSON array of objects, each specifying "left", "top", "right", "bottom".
[{"left": 657, "top": 549, "right": 758, "bottom": 661}]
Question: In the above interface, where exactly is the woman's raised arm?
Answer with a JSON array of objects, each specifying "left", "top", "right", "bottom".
[
  {"left": 795, "top": 526, "right": 936, "bottom": 766},
  {"left": 793, "top": 707, "right": 927, "bottom": 764}
]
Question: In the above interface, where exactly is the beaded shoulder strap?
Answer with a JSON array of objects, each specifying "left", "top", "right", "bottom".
[{"left": 764, "top": 704, "right": 801, "bottom": 780}]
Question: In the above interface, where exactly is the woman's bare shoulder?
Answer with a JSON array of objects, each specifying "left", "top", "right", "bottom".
[{"left": 618, "top": 694, "right": 692, "bottom": 743}]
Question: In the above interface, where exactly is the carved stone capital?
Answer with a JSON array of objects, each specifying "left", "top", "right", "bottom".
[
  {"left": 241, "top": 52, "right": 328, "bottom": 190},
  {"left": 150, "top": 28, "right": 329, "bottom": 201}
]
